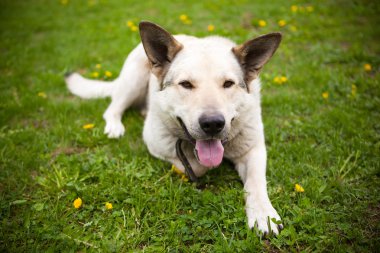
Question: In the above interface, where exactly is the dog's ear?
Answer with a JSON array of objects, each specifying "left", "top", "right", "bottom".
[
  {"left": 139, "top": 21, "right": 183, "bottom": 77},
  {"left": 232, "top": 33, "right": 282, "bottom": 83}
]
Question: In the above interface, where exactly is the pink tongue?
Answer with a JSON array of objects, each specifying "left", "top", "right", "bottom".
[{"left": 195, "top": 139, "right": 224, "bottom": 168}]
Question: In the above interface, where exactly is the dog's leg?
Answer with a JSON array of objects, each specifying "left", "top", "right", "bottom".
[
  {"left": 103, "top": 44, "right": 150, "bottom": 138},
  {"left": 66, "top": 44, "right": 150, "bottom": 138},
  {"left": 234, "top": 143, "right": 282, "bottom": 236},
  {"left": 103, "top": 78, "right": 147, "bottom": 138}
]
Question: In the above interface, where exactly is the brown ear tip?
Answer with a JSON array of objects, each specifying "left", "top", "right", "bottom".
[
  {"left": 139, "top": 21, "right": 153, "bottom": 30},
  {"left": 267, "top": 32, "right": 283, "bottom": 43},
  {"left": 139, "top": 21, "right": 168, "bottom": 36},
  {"left": 139, "top": 21, "right": 163, "bottom": 32},
  {"left": 256, "top": 32, "right": 282, "bottom": 43},
  {"left": 270, "top": 32, "right": 282, "bottom": 39}
]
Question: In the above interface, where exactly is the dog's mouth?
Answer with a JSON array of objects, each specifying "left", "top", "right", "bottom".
[
  {"left": 177, "top": 117, "right": 225, "bottom": 168},
  {"left": 194, "top": 139, "right": 224, "bottom": 168}
]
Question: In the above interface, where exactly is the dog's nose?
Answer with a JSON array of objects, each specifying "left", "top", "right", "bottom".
[{"left": 199, "top": 113, "right": 225, "bottom": 135}]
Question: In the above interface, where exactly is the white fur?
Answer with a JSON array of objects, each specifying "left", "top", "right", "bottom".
[{"left": 65, "top": 33, "right": 282, "bottom": 235}]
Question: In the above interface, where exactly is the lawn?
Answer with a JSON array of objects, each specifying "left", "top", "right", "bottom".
[{"left": 0, "top": 0, "right": 379, "bottom": 252}]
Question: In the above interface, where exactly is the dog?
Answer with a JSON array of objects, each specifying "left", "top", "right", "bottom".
[{"left": 65, "top": 21, "right": 283, "bottom": 236}]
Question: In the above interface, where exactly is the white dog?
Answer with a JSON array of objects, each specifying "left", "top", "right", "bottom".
[{"left": 65, "top": 21, "right": 283, "bottom": 236}]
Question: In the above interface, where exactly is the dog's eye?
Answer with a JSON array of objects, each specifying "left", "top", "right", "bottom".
[
  {"left": 223, "top": 80, "right": 235, "bottom": 88},
  {"left": 179, "top": 80, "right": 194, "bottom": 89}
]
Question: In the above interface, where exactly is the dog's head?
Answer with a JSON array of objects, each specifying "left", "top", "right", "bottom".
[{"left": 139, "top": 21, "right": 281, "bottom": 168}]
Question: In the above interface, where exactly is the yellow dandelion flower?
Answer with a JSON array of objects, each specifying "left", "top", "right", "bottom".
[
  {"left": 83, "top": 123, "right": 95, "bottom": 129},
  {"left": 171, "top": 164, "right": 184, "bottom": 176},
  {"left": 105, "top": 71, "right": 112, "bottom": 77},
  {"left": 207, "top": 24, "right": 215, "bottom": 32},
  {"left": 258, "top": 20, "right": 267, "bottom": 27},
  {"left": 179, "top": 14, "right": 191, "bottom": 24},
  {"left": 171, "top": 164, "right": 189, "bottom": 182},
  {"left": 181, "top": 174, "right": 189, "bottom": 182},
  {"left": 274, "top": 76, "right": 282, "bottom": 84},
  {"left": 60, "top": 0, "right": 69, "bottom": 5},
  {"left": 306, "top": 6, "right": 314, "bottom": 12},
  {"left": 274, "top": 76, "right": 287, "bottom": 85},
  {"left": 291, "top": 5, "right": 298, "bottom": 12},
  {"left": 295, "top": 184, "right": 304, "bottom": 193},
  {"left": 95, "top": 64, "right": 101, "bottom": 69},
  {"left": 364, "top": 63, "right": 372, "bottom": 72},
  {"left": 105, "top": 202, "right": 113, "bottom": 210},
  {"left": 290, "top": 25, "right": 297, "bottom": 32},
  {"left": 91, "top": 72, "right": 99, "bottom": 78},
  {"left": 322, "top": 92, "right": 329, "bottom": 99},
  {"left": 179, "top": 14, "right": 188, "bottom": 22},
  {"left": 278, "top": 20, "right": 287, "bottom": 27},
  {"left": 37, "top": 92, "right": 47, "bottom": 98},
  {"left": 73, "top": 197, "right": 82, "bottom": 208},
  {"left": 131, "top": 25, "right": 138, "bottom": 32},
  {"left": 126, "top": 20, "right": 134, "bottom": 28}
]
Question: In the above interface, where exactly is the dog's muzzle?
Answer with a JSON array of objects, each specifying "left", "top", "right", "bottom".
[{"left": 175, "top": 117, "right": 228, "bottom": 182}]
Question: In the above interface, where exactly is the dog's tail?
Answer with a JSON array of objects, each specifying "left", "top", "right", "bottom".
[{"left": 65, "top": 72, "right": 115, "bottom": 99}]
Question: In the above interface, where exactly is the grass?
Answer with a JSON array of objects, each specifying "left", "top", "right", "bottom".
[{"left": 0, "top": 0, "right": 379, "bottom": 252}]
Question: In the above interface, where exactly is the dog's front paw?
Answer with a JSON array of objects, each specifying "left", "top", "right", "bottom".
[
  {"left": 246, "top": 203, "right": 283, "bottom": 236},
  {"left": 104, "top": 120, "right": 125, "bottom": 138}
]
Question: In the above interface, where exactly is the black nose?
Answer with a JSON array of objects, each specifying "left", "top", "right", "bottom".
[{"left": 199, "top": 113, "right": 225, "bottom": 135}]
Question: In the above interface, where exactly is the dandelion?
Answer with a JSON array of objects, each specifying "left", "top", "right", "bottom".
[
  {"left": 207, "top": 24, "right": 215, "bottom": 32},
  {"left": 295, "top": 184, "right": 304, "bottom": 193},
  {"left": 306, "top": 6, "right": 314, "bottom": 12},
  {"left": 105, "top": 71, "right": 112, "bottom": 78},
  {"left": 126, "top": 20, "right": 134, "bottom": 28},
  {"left": 105, "top": 202, "right": 113, "bottom": 210},
  {"left": 295, "top": 184, "right": 305, "bottom": 192},
  {"left": 290, "top": 25, "right": 297, "bottom": 32},
  {"left": 179, "top": 14, "right": 192, "bottom": 25},
  {"left": 278, "top": 20, "right": 287, "bottom": 27},
  {"left": 364, "top": 63, "right": 372, "bottom": 72},
  {"left": 91, "top": 72, "right": 99, "bottom": 78},
  {"left": 73, "top": 197, "right": 82, "bottom": 208},
  {"left": 171, "top": 164, "right": 189, "bottom": 182},
  {"left": 37, "top": 92, "right": 47, "bottom": 98},
  {"left": 291, "top": 5, "right": 298, "bottom": 13},
  {"left": 258, "top": 20, "right": 267, "bottom": 27},
  {"left": 60, "top": 0, "right": 69, "bottom": 5},
  {"left": 322, "top": 92, "right": 329, "bottom": 99},
  {"left": 181, "top": 174, "right": 189, "bottom": 182},
  {"left": 126, "top": 20, "right": 138, "bottom": 31},
  {"left": 83, "top": 123, "right": 95, "bottom": 129},
  {"left": 95, "top": 64, "right": 101, "bottom": 69},
  {"left": 179, "top": 14, "right": 188, "bottom": 22},
  {"left": 274, "top": 76, "right": 287, "bottom": 85},
  {"left": 171, "top": 164, "right": 184, "bottom": 176}
]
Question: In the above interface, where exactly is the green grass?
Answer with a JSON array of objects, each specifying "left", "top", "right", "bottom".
[{"left": 0, "top": 0, "right": 379, "bottom": 252}]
